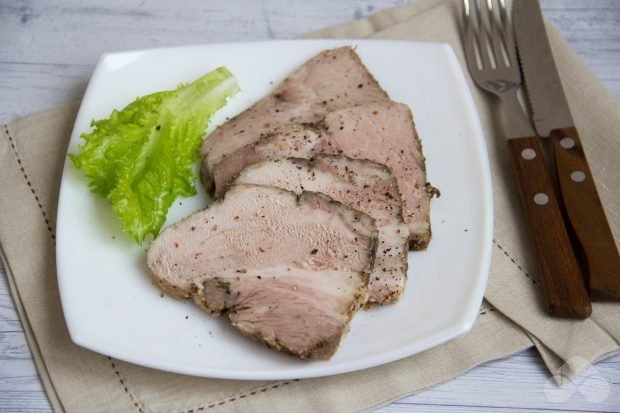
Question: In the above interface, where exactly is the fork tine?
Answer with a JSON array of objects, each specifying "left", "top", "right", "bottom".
[
  {"left": 485, "top": 0, "right": 504, "bottom": 68},
  {"left": 498, "top": 0, "right": 518, "bottom": 66},
  {"left": 474, "top": 0, "right": 492, "bottom": 70},
  {"left": 462, "top": 0, "right": 477, "bottom": 70},
  {"left": 461, "top": 0, "right": 523, "bottom": 99},
  {"left": 462, "top": 0, "right": 470, "bottom": 30},
  {"left": 498, "top": 0, "right": 508, "bottom": 35}
]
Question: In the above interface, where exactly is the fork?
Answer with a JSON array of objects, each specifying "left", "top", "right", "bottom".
[
  {"left": 462, "top": 0, "right": 533, "bottom": 139},
  {"left": 461, "top": 0, "right": 591, "bottom": 318}
]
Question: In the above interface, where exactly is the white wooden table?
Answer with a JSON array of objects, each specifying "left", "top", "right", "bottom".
[{"left": 1, "top": 1, "right": 619, "bottom": 411}]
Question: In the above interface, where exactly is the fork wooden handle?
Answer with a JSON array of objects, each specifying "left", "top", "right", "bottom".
[
  {"left": 549, "top": 127, "right": 620, "bottom": 298},
  {"left": 508, "top": 136, "right": 591, "bottom": 318}
]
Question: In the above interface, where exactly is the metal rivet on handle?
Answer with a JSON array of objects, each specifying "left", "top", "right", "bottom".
[
  {"left": 534, "top": 193, "right": 549, "bottom": 206},
  {"left": 521, "top": 148, "right": 536, "bottom": 160},
  {"left": 571, "top": 171, "right": 586, "bottom": 183},
  {"left": 560, "top": 137, "right": 575, "bottom": 149}
]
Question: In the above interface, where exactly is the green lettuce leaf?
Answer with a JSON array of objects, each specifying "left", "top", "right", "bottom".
[{"left": 69, "top": 67, "right": 239, "bottom": 244}]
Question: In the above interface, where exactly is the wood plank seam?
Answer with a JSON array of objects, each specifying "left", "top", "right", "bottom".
[{"left": 2, "top": 124, "right": 56, "bottom": 241}]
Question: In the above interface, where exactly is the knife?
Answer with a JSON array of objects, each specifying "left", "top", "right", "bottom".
[{"left": 513, "top": 0, "right": 620, "bottom": 299}]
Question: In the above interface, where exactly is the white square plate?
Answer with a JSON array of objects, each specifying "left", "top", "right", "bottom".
[{"left": 56, "top": 39, "right": 492, "bottom": 380}]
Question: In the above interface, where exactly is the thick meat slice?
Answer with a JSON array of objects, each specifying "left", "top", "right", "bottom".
[
  {"left": 200, "top": 46, "right": 389, "bottom": 193},
  {"left": 147, "top": 184, "right": 377, "bottom": 360},
  {"left": 209, "top": 101, "right": 432, "bottom": 249},
  {"left": 325, "top": 102, "right": 431, "bottom": 249},
  {"left": 234, "top": 156, "right": 409, "bottom": 304},
  {"left": 207, "top": 123, "right": 333, "bottom": 197}
]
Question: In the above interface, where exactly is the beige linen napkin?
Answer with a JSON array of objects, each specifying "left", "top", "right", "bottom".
[{"left": 1, "top": 0, "right": 618, "bottom": 411}]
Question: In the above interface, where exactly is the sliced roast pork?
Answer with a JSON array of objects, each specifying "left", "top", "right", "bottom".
[
  {"left": 200, "top": 46, "right": 389, "bottom": 193},
  {"left": 234, "top": 156, "right": 409, "bottom": 304},
  {"left": 147, "top": 184, "right": 378, "bottom": 360},
  {"left": 208, "top": 123, "right": 332, "bottom": 197},
  {"left": 209, "top": 101, "right": 432, "bottom": 249},
  {"left": 324, "top": 102, "right": 433, "bottom": 249}
]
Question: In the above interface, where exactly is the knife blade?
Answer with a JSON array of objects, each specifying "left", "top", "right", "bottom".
[{"left": 513, "top": 0, "right": 620, "bottom": 299}]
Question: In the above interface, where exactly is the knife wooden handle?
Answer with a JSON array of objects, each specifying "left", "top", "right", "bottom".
[
  {"left": 550, "top": 126, "right": 620, "bottom": 298},
  {"left": 508, "top": 136, "right": 591, "bottom": 318}
]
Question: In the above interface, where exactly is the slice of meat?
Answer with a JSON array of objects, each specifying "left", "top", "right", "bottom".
[
  {"left": 325, "top": 102, "right": 432, "bottom": 250},
  {"left": 205, "top": 123, "right": 332, "bottom": 196},
  {"left": 234, "top": 156, "right": 409, "bottom": 304},
  {"left": 200, "top": 46, "right": 389, "bottom": 193},
  {"left": 208, "top": 101, "right": 432, "bottom": 249},
  {"left": 147, "top": 184, "right": 378, "bottom": 360}
]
